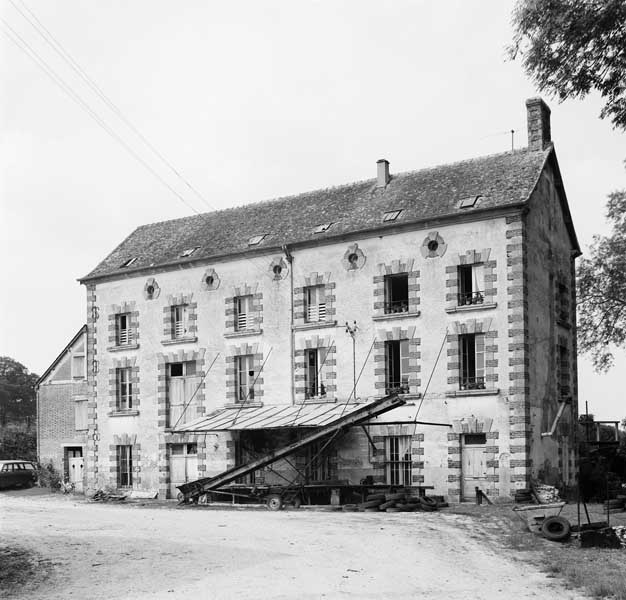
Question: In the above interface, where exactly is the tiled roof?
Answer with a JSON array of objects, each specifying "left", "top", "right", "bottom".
[{"left": 81, "top": 147, "right": 552, "bottom": 281}]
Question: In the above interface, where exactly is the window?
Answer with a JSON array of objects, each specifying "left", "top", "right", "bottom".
[
  {"left": 304, "top": 285, "right": 326, "bottom": 322},
  {"left": 235, "top": 295, "right": 253, "bottom": 331},
  {"left": 459, "top": 333, "right": 485, "bottom": 390},
  {"left": 464, "top": 433, "right": 486, "bottom": 445},
  {"left": 304, "top": 349, "right": 326, "bottom": 399},
  {"left": 71, "top": 353, "right": 85, "bottom": 379},
  {"left": 172, "top": 304, "right": 188, "bottom": 338},
  {"left": 170, "top": 443, "right": 197, "bottom": 456},
  {"left": 557, "top": 283, "right": 569, "bottom": 322},
  {"left": 347, "top": 253, "right": 359, "bottom": 268},
  {"left": 457, "top": 264, "right": 484, "bottom": 306},
  {"left": 120, "top": 257, "right": 138, "bottom": 268},
  {"left": 383, "top": 210, "right": 402, "bottom": 222},
  {"left": 384, "top": 273, "right": 409, "bottom": 314},
  {"left": 314, "top": 222, "right": 334, "bottom": 234},
  {"left": 116, "top": 367, "right": 133, "bottom": 410},
  {"left": 384, "top": 340, "right": 410, "bottom": 394},
  {"left": 116, "top": 313, "right": 132, "bottom": 346},
  {"left": 558, "top": 344, "right": 570, "bottom": 397},
  {"left": 74, "top": 399, "right": 88, "bottom": 430},
  {"left": 305, "top": 441, "right": 331, "bottom": 482},
  {"left": 459, "top": 195, "right": 481, "bottom": 209},
  {"left": 117, "top": 445, "right": 133, "bottom": 488},
  {"left": 248, "top": 234, "right": 266, "bottom": 246},
  {"left": 386, "top": 436, "right": 411, "bottom": 485},
  {"left": 180, "top": 247, "right": 199, "bottom": 257},
  {"left": 235, "top": 355, "right": 255, "bottom": 403},
  {"left": 235, "top": 440, "right": 255, "bottom": 484},
  {"left": 167, "top": 361, "right": 199, "bottom": 427}
]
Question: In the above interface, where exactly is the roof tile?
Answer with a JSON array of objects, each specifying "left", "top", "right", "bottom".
[{"left": 81, "top": 147, "right": 550, "bottom": 281}]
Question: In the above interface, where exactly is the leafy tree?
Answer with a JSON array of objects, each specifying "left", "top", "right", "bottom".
[
  {"left": 0, "top": 357, "right": 38, "bottom": 425},
  {"left": 509, "top": 0, "right": 626, "bottom": 130},
  {"left": 577, "top": 179, "right": 626, "bottom": 370}
]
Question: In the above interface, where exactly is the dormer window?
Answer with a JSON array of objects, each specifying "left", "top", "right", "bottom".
[
  {"left": 180, "top": 247, "right": 199, "bottom": 258},
  {"left": 120, "top": 257, "right": 138, "bottom": 268},
  {"left": 248, "top": 234, "right": 266, "bottom": 246},
  {"left": 383, "top": 210, "right": 402, "bottom": 222},
  {"left": 314, "top": 222, "right": 334, "bottom": 234},
  {"left": 459, "top": 195, "right": 481, "bottom": 209}
]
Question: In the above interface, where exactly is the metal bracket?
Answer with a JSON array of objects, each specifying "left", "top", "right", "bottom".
[
  {"left": 541, "top": 397, "right": 571, "bottom": 437},
  {"left": 361, "top": 425, "right": 377, "bottom": 455}
]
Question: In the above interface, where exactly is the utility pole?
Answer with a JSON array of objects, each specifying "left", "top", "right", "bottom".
[{"left": 345, "top": 321, "right": 358, "bottom": 402}]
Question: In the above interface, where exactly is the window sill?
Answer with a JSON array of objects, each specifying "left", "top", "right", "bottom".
[
  {"left": 107, "top": 410, "right": 140, "bottom": 417},
  {"left": 107, "top": 344, "right": 139, "bottom": 352},
  {"left": 224, "top": 329, "right": 263, "bottom": 339},
  {"left": 372, "top": 311, "right": 421, "bottom": 322},
  {"left": 445, "top": 302, "right": 497, "bottom": 314},
  {"left": 293, "top": 321, "right": 337, "bottom": 331},
  {"left": 375, "top": 394, "right": 421, "bottom": 402},
  {"left": 445, "top": 388, "right": 500, "bottom": 398},
  {"left": 299, "top": 396, "right": 336, "bottom": 404},
  {"left": 223, "top": 402, "right": 264, "bottom": 409},
  {"left": 161, "top": 336, "right": 198, "bottom": 346}
]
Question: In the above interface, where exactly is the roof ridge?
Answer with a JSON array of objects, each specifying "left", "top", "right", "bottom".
[{"left": 138, "top": 147, "right": 542, "bottom": 230}]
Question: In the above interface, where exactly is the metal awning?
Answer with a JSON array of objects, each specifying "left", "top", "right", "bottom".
[{"left": 174, "top": 400, "right": 380, "bottom": 432}]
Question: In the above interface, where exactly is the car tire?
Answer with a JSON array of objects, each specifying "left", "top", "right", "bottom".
[
  {"left": 361, "top": 499, "right": 384, "bottom": 509},
  {"left": 419, "top": 496, "right": 438, "bottom": 509},
  {"left": 541, "top": 516, "right": 571, "bottom": 542},
  {"left": 266, "top": 494, "right": 283, "bottom": 511}
]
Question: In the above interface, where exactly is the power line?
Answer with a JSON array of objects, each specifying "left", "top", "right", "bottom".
[
  {"left": 2, "top": 13, "right": 272, "bottom": 280},
  {"left": 10, "top": 0, "right": 212, "bottom": 212},
  {"left": 0, "top": 19, "right": 201, "bottom": 216}
]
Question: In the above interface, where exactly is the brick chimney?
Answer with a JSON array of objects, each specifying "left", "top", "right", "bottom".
[
  {"left": 376, "top": 159, "right": 390, "bottom": 187},
  {"left": 526, "top": 97, "right": 551, "bottom": 151}
]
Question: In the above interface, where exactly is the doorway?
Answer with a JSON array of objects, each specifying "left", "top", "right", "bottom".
[
  {"left": 169, "top": 443, "right": 198, "bottom": 498},
  {"left": 461, "top": 433, "right": 487, "bottom": 500},
  {"left": 66, "top": 447, "right": 84, "bottom": 492}
]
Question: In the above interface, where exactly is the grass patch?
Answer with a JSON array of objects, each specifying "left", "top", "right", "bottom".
[
  {"left": 445, "top": 502, "right": 626, "bottom": 599},
  {"left": 0, "top": 544, "right": 53, "bottom": 597}
]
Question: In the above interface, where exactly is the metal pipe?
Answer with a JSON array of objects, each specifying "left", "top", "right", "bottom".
[{"left": 283, "top": 245, "right": 295, "bottom": 406}]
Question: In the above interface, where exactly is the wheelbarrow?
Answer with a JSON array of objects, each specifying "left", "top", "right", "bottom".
[{"left": 512, "top": 502, "right": 566, "bottom": 534}]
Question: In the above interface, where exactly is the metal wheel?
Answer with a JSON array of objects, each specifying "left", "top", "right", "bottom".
[{"left": 266, "top": 494, "right": 283, "bottom": 511}]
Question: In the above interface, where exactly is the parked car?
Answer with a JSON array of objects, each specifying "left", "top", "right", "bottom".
[{"left": 0, "top": 460, "right": 37, "bottom": 490}]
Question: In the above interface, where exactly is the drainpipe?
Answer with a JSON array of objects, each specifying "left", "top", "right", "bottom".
[
  {"left": 35, "top": 385, "right": 40, "bottom": 463},
  {"left": 282, "top": 245, "right": 295, "bottom": 406}
]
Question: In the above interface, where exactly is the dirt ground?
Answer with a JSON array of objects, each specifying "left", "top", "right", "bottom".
[{"left": 0, "top": 489, "right": 591, "bottom": 600}]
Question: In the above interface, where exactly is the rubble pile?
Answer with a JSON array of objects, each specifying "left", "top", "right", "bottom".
[
  {"left": 613, "top": 526, "right": 626, "bottom": 548},
  {"left": 533, "top": 484, "right": 560, "bottom": 504}
]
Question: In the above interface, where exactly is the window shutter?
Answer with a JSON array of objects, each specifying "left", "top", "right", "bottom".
[
  {"left": 74, "top": 400, "right": 88, "bottom": 430},
  {"left": 400, "top": 340, "right": 410, "bottom": 389},
  {"left": 475, "top": 334, "right": 485, "bottom": 380},
  {"left": 473, "top": 264, "right": 485, "bottom": 295}
]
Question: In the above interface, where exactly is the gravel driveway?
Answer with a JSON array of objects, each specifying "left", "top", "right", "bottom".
[{"left": 0, "top": 491, "right": 588, "bottom": 599}]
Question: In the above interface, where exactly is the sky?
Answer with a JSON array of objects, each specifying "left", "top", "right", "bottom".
[{"left": 0, "top": 1, "right": 624, "bottom": 420}]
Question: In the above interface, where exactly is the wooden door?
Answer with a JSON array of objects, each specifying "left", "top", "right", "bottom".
[
  {"left": 169, "top": 444, "right": 198, "bottom": 498},
  {"left": 462, "top": 434, "right": 487, "bottom": 500},
  {"left": 68, "top": 457, "right": 84, "bottom": 490}
]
